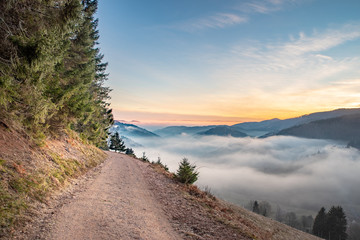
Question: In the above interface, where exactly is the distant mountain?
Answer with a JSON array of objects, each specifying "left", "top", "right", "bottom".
[
  {"left": 232, "top": 118, "right": 281, "bottom": 131},
  {"left": 110, "top": 121, "right": 159, "bottom": 138},
  {"left": 120, "top": 136, "right": 143, "bottom": 148},
  {"left": 231, "top": 118, "right": 281, "bottom": 137},
  {"left": 277, "top": 113, "right": 360, "bottom": 148},
  {"left": 116, "top": 108, "right": 360, "bottom": 141},
  {"left": 154, "top": 125, "right": 224, "bottom": 137},
  {"left": 198, "top": 126, "right": 248, "bottom": 138},
  {"left": 232, "top": 108, "right": 360, "bottom": 136}
]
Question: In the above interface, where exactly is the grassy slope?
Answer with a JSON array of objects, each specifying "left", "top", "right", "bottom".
[
  {"left": 149, "top": 163, "right": 323, "bottom": 240},
  {"left": 0, "top": 125, "right": 106, "bottom": 237}
]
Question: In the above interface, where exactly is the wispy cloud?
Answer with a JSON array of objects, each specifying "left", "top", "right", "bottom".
[
  {"left": 229, "top": 23, "right": 360, "bottom": 69},
  {"left": 171, "top": 0, "right": 298, "bottom": 32},
  {"left": 176, "top": 13, "right": 247, "bottom": 32},
  {"left": 238, "top": 0, "right": 297, "bottom": 14},
  {"left": 211, "top": 23, "right": 360, "bottom": 88},
  {"left": 280, "top": 25, "right": 360, "bottom": 56},
  {"left": 294, "top": 79, "right": 360, "bottom": 108},
  {"left": 241, "top": 2, "right": 280, "bottom": 13},
  {"left": 115, "top": 23, "right": 360, "bottom": 119},
  {"left": 183, "top": 23, "right": 360, "bottom": 116}
]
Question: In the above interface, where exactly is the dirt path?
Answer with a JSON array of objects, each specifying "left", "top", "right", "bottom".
[
  {"left": 40, "top": 152, "right": 181, "bottom": 240},
  {"left": 13, "top": 151, "right": 321, "bottom": 240}
]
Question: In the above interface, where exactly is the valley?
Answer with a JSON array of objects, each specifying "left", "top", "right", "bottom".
[{"left": 110, "top": 108, "right": 360, "bottom": 232}]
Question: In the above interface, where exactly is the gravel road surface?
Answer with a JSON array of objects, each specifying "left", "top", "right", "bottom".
[{"left": 42, "top": 152, "right": 180, "bottom": 240}]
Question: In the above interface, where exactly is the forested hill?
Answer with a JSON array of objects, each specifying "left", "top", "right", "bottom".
[
  {"left": 0, "top": 1, "right": 114, "bottom": 236},
  {"left": 277, "top": 113, "right": 360, "bottom": 148},
  {"left": 0, "top": 0, "right": 113, "bottom": 147}
]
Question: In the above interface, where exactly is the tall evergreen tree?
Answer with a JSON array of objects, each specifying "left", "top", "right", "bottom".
[
  {"left": 0, "top": 0, "right": 113, "bottom": 147},
  {"left": 313, "top": 207, "right": 327, "bottom": 238},
  {"left": 109, "top": 132, "right": 126, "bottom": 153},
  {"left": 0, "top": 0, "right": 81, "bottom": 139},
  {"left": 313, "top": 206, "right": 348, "bottom": 240},
  {"left": 327, "top": 206, "right": 347, "bottom": 240}
]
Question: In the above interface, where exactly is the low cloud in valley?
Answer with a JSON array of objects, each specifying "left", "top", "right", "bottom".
[{"left": 131, "top": 135, "right": 360, "bottom": 215}]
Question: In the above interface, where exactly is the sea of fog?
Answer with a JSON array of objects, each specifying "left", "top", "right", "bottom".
[{"left": 130, "top": 135, "right": 360, "bottom": 219}]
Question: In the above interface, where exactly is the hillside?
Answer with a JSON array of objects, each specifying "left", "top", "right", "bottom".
[
  {"left": 0, "top": 1, "right": 113, "bottom": 236},
  {"left": 198, "top": 126, "right": 248, "bottom": 137},
  {"left": 110, "top": 121, "right": 159, "bottom": 138},
  {"left": 0, "top": 126, "right": 106, "bottom": 238},
  {"left": 0, "top": 0, "right": 113, "bottom": 149},
  {"left": 9, "top": 152, "right": 322, "bottom": 240},
  {"left": 232, "top": 108, "right": 360, "bottom": 136},
  {"left": 277, "top": 113, "right": 360, "bottom": 148},
  {"left": 154, "top": 125, "right": 221, "bottom": 137}
]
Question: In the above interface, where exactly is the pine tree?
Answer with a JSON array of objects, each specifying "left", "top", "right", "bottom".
[
  {"left": 176, "top": 158, "right": 199, "bottom": 184},
  {"left": 313, "top": 207, "right": 327, "bottom": 238},
  {"left": 327, "top": 206, "right": 347, "bottom": 240},
  {"left": 109, "top": 132, "right": 126, "bottom": 153},
  {"left": 0, "top": 0, "right": 82, "bottom": 140},
  {"left": 0, "top": 0, "right": 113, "bottom": 147},
  {"left": 313, "top": 206, "right": 347, "bottom": 240}
]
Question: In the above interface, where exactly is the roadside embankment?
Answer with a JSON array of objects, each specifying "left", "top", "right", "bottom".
[{"left": 0, "top": 126, "right": 106, "bottom": 238}]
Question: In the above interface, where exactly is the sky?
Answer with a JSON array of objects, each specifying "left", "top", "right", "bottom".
[{"left": 96, "top": 0, "right": 360, "bottom": 127}]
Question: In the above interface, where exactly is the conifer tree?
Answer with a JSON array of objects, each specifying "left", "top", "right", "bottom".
[
  {"left": 0, "top": 0, "right": 82, "bottom": 139},
  {"left": 0, "top": 0, "right": 113, "bottom": 147},
  {"left": 313, "top": 207, "right": 327, "bottom": 238},
  {"left": 312, "top": 206, "right": 347, "bottom": 240},
  {"left": 109, "top": 132, "right": 126, "bottom": 153},
  {"left": 327, "top": 206, "right": 347, "bottom": 240},
  {"left": 176, "top": 158, "right": 199, "bottom": 185}
]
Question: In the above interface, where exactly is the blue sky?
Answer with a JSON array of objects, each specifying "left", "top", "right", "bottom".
[{"left": 96, "top": 0, "right": 360, "bottom": 127}]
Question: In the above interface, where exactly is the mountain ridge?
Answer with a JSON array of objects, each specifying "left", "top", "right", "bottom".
[
  {"left": 198, "top": 126, "right": 248, "bottom": 137},
  {"left": 154, "top": 125, "right": 224, "bottom": 137},
  {"left": 232, "top": 108, "right": 360, "bottom": 135},
  {"left": 110, "top": 121, "right": 159, "bottom": 138},
  {"left": 276, "top": 113, "right": 360, "bottom": 148},
  {"left": 151, "top": 108, "right": 360, "bottom": 138}
]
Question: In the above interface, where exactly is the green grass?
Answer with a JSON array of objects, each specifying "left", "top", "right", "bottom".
[
  {"left": 0, "top": 159, "right": 5, "bottom": 166},
  {"left": 0, "top": 170, "right": 28, "bottom": 231}
]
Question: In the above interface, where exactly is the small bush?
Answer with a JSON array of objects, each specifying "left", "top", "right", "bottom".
[
  {"left": 125, "top": 148, "right": 134, "bottom": 155},
  {"left": 155, "top": 157, "right": 169, "bottom": 171},
  {"left": 176, "top": 158, "right": 199, "bottom": 185},
  {"left": 140, "top": 152, "right": 149, "bottom": 162}
]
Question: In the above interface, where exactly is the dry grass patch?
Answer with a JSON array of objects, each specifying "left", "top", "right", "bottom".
[
  {"left": 0, "top": 127, "right": 106, "bottom": 238},
  {"left": 146, "top": 159, "right": 322, "bottom": 240}
]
